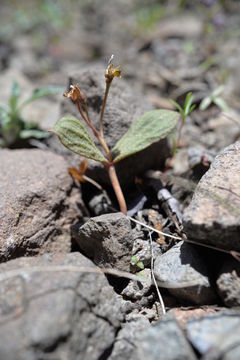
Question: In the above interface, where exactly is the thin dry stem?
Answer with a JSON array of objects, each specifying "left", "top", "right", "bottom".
[
  {"left": 99, "top": 81, "right": 111, "bottom": 139},
  {"left": 149, "top": 230, "right": 166, "bottom": 315},
  {"left": 128, "top": 216, "right": 240, "bottom": 260}
]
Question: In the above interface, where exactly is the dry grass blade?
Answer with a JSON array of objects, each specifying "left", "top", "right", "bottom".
[
  {"left": 128, "top": 216, "right": 240, "bottom": 261},
  {"left": 149, "top": 230, "right": 166, "bottom": 315}
]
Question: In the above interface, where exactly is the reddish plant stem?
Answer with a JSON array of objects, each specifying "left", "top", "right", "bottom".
[{"left": 108, "top": 165, "right": 127, "bottom": 215}]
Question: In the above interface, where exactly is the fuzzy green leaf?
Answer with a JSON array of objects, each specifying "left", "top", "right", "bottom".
[
  {"left": 20, "top": 129, "right": 50, "bottom": 139},
  {"left": 9, "top": 81, "right": 20, "bottom": 111},
  {"left": 20, "top": 86, "right": 64, "bottom": 109},
  {"left": 112, "top": 110, "right": 178, "bottom": 163},
  {"left": 53, "top": 115, "right": 107, "bottom": 163}
]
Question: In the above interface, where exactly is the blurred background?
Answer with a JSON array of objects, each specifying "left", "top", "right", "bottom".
[{"left": 0, "top": 0, "right": 240, "bottom": 137}]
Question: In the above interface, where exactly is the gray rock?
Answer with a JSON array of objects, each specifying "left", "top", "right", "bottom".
[
  {"left": 217, "top": 258, "right": 240, "bottom": 307},
  {"left": 186, "top": 310, "right": 240, "bottom": 359},
  {"left": 72, "top": 212, "right": 133, "bottom": 271},
  {"left": 0, "top": 149, "right": 84, "bottom": 262},
  {"left": 121, "top": 269, "right": 152, "bottom": 301},
  {"left": 0, "top": 252, "right": 123, "bottom": 360},
  {"left": 109, "top": 318, "right": 150, "bottom": 360},
  {"left": 52, "top": 68, "right": 170, "bottom": 187},
  {"left": 183, "top": 141, "right": 240, "bottom": 251},
  {"left": 132, "top": 318, "right": 197, "bottom": 360},
  {"left": 154, "top": 242, "right": 217, "bottom": 305}
]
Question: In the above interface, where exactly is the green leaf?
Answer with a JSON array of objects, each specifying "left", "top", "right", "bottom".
[
  {"left": 213, "top": 97, "right": 229, "bottom": 112},
  {"left": 0, "top": 113, "right": 23, "bottom": 146},
  {"left": 0, "top": 102, "right": 9, "bottom": 113},
  {"left": 20, "top": 129, "right": 50, "bottom": 139},
  {"left": 212, "top": 85, "right": 224, "bottom": 98},
  {"left": 112, "top": 110, "right": 178, "bottom": 163},
  {"left": 190, "top": 104, "right": 196, "bottom": 113},
  {"left": 19, "top": 86, "right": 64, "bottom": 109},
  {"left": 171, "top": 100, "right": 184, "bottom": 118},
  {"left": 184, "top": 92, "right": 194, "bottom": 117},
  {"left": 53, "top": 115, "right": 107, "bottom": 164},
  {"left": 199, "top": 96, "right": 212, "bottom": 111},
  {"left": 137, "top": 261, "right": 144, "bottom": 270},
  {"left": 9, "top": 81, "right": 20, "bottom": 111},
  {"left": 131, "top": 255, "right": 138, "bottom": 265}
]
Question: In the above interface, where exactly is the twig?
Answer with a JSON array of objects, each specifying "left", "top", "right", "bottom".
[{"left": 149, "top": 230, "right": 166, "bottom": 315}]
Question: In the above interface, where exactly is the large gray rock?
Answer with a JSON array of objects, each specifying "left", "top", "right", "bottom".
[
  {"left": 51, "top": 68, "right": 170, "bottom": 187},
  {"left": 110, "top": 316, "right": 197, "bottom": 360},
  {"left": 133, "top": 318, "right": 197, "bottom": 360},
  {"left": 109, "top": 318, "right": 150, "bottom": 360},
  {"left": 183, "top": 141, "right": 240, "bottom": 251},
  {"left": 0, "top": 149, "right": 84, "bottom": 262},
  {"left": 154, "top": 242, "right": 217, "bottom": 305},
  {"left": 186, "top": 310, "right": 240, "bottom": 359},
  {"left": 72, "top": 212, "right": 133, "bottom": 271},
  {"left": 0, "top": 252, "right": 123, "bottom": 360},
  {"left": 217, "top": 258, "right": 240, "bottom": 307}
]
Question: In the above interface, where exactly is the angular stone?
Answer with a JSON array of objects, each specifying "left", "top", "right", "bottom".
[
  {"left": 0, "top": 253, "right": 123, "bottom": 360},
  {"left": 183, "top": 141, "right": 240, "bottom": 251},
  {"left": 154, "top": 242, "right": 217, "bottom": 305},
  {"left": 72, "top": 212, "right": 133, "bottom": 271},
  {"left": 0, "top": 149, "right": 84, "bottom": 262},
  {"left": 51, "top": 68, "right": 170, "bottom": 187},
  {"left": 217, "top": 258, "right": 240, "bottom": 307},
  {"left": 133, "top": 318, "right": 197, "bottom": 360},
  {"left": 186, "top": 310, "right": 240, "bottom": 359},
  {"left": 121, "top": 269, "right": 152, "bottom": 301},
  {"left": 109, "top": 318, "right": 150, "bottom": 360}
]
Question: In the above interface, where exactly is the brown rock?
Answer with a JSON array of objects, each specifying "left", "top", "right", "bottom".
[
  {"left": 72, "top": 212, "right": 133, "bottom": 271},
  {"left": 183, "top": 141, "right": 240, "bottom": 251},
  {"left": 0, "top": 149, "right": 84, "bottom": 262}
]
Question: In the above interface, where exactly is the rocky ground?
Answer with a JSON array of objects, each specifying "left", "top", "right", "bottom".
[{"left": 0, "top": 1, "right": 240, "bottom": 359}]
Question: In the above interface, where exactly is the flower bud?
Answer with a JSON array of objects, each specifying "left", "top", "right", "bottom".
[{"left": 64, "top": 84, "right": 85, "bottom": 103}]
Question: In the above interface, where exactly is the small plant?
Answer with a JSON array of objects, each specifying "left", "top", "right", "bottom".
[
  {"left": 53, "top": 56, "right": 178, "bottom": 214},
  {"left": 0, "top": 82, "right": 63, "bottom": 147},
  {"left": 199, "top": 85, "right": 229, "bottom": 112},
  {"left": 171, "top": 92, "right": 195, "bottom": 146},
  {"left": 131, "top": 255, "right": 144, "bottom": 271}
]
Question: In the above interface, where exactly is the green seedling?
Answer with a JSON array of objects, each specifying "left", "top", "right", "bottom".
[
  {"left": 53, "top": 56, "right": 178, "bottom": 214},
  {"left": 131, "top": 255, "right": 144, "bottom": 271},
  {"left": 171, "top": 92, "right": 196, "bottom": 146},
  {"left": 0, "top": 82, "right": 63, "bottom": 147},
  {"left": 199, "top": 85, "right": 229, "bottom": 112}
]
